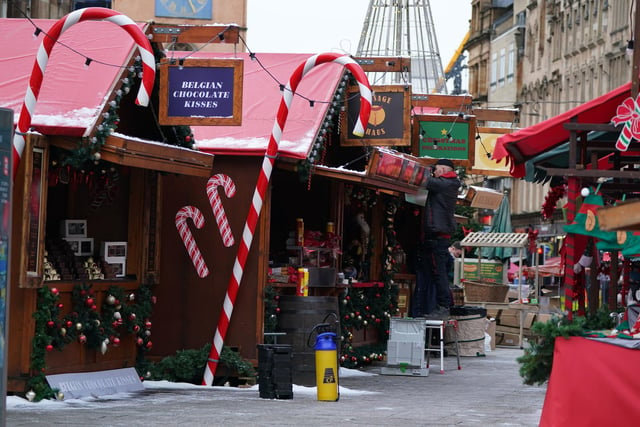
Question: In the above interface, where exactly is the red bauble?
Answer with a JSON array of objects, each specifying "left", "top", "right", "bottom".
[
  {"left": 57, "top": 303, "right": 63, "bottom": 309},
  {"left": 144, "top": 320, "right": 152, "bottom": 329},
  {"left": 65, "top": 320, "right": 73, "bottom": 328},
  {"left": 50, "top": 287, "right": 59, "bottom": 295},
  {"left": 137, "top": 338, "right": 144, "bottom": 346},
  {"left": 86, "top": 297, "right": 94, "bottom": 306},
  {"left": 365, "top": 306, "right": 370, "bottom": 311},
  {"left": 45, "top": 344, "right": 54, "bottom": 352},
  {"left": 185, "top": 135, "right": 192, "bottom": 143},
  {"left": 46, "top": 321, "right": 55, "bottom": 328},
  {"left": 145, "top": 341, "right": 153, "bottom": 349},
  {"left": 113, "top": 337, "right": 120, "bottom": 346}
]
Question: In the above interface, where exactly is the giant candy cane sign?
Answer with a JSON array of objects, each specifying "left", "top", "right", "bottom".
[
  {"left": 202, "top": 53, "right": 372, "bottom": 386},
  {"left": 174, "top": 173, "right": 236, "bottom": 277},
  {"left": 612, "top": 94, "right": 640, "bottom": 151},
  {"left": 12, "top": 7, "right": 155, "bottom": 179}
]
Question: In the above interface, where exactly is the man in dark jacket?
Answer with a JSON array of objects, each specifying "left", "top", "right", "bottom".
[{"left": 411, "top": 158, "right": 461, "bottom": 317}]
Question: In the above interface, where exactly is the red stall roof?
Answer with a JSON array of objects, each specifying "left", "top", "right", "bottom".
[
  {"left": 186, "top": 52, "right": 346, "bottom": 159},
  {"left": 493, "top": 82, "right": 631, "bottom": 177},
  {"left": 0, "top": 18, "right": 144, "bottom": 137}
]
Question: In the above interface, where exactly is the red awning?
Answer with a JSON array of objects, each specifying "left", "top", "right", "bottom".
[
  {"left": 187, "top": 52, "right": 346, "bottom": 160},
  {"left": 493, "top": 82, "right": 631, "bottom": 177},
  {"left": 1, "top": 18, "right": 143, "bottom": 137}
]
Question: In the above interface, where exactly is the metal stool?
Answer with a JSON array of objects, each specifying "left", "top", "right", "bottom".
[{"left": 424, "top": 319, "right": 461, "bottom": 374}]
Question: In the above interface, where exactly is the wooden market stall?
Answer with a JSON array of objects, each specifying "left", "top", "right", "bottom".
[{"left": 1, "top": 18, "right": 239, "bottom": 392}]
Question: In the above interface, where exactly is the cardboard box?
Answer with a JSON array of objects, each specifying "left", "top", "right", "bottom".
[
  {"left": 495, "top": 331, "right": 520, "bottom": 347},
  {"left": 464, "top": 186, "right": 504, "bottom": 210},
  {"left": 395, "top": 287, "right": 411, "bottom": 318},
  {"left": 497, "top": 309, "right": 536, "bottom": 329}
]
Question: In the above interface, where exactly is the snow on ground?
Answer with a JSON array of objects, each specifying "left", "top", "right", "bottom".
[{"left": 5, "top": 367, "right": 378, "bottom": 409}]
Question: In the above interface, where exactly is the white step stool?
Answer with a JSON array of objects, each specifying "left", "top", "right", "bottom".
[{"left": 424, "top": 319, "right": 461, "bottom": 374}]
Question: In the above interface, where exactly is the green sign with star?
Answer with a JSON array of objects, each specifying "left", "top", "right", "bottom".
[{"left": 414, "top": 115, "right": 474, "bottom": 165}]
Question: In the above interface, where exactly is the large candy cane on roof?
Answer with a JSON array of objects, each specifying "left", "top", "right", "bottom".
[
  {"left": 175, "top": 206, "right": 209, "bottom": 278},
  {"left": 12, "top": 7, "right": 155, "bottom": 178},
  {"left": 202, "top": 53, "right": 372, "bottom": 386},
  {"left": 206, "top": 174, "right": 236, "bottom": 247}
]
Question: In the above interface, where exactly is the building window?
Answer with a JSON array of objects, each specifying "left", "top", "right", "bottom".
[
  {"left": 499, "top": 48, "right": 506, "bottom": 87},
  {"left": 73, "top": 1, "right": 112, "bottom": 9},
  {"left": 507, "top": 43, "right": 515, "bottom": 83},
  {"left": 490, "top": 52, "right": 497, "bottom": 90}
]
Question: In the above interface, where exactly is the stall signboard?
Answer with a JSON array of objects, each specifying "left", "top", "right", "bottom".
[
  {"left": 159, "top": 58, "right": 243, "bottom": 126},
  {"left": 0, "top": 108, "right": 13, "bottom": 423},
  {"left": 470, "top": 127, "right": 512, "bottom": 176},
  {"left": 342, "top": 85, "right": 412, "bottom": 146},
  {"left": 453, "top": 258, "right": 506, "bottom": 285},
  {"left": 412, "top": 114, "right": 475, "bottom": 168}
]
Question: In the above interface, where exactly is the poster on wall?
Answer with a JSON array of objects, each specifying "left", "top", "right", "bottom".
[
  {"left": 470, "top": 127, "right": 512, "bottom": 176},
  {"left": 0, "top": 107, "right": 13, "bottom": 422},
  {"left": 341, "top": 85, "right": 411, "bottom": 146},
  {"left": 159, "top": 58, "right": 243, "bottom": 126},
  {"left": 412, "top": 114, "right": 475, "bottom": 168}
]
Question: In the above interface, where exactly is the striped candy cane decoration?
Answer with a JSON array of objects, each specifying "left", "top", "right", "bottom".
[
  {"left": 202, "top": 53, "right": 372, "bottom": 386},
  {"left": 612, "top": 94, "right": 640, "bottom": 151},
  {"left": 206, "top": 174, "right": 236, "bottom": 247},
  {"left": 12, "top": 7, "right": 155, "bottom": 178},
  {"left": 175, "top": 206, "right": 209, "bottom": 278}
]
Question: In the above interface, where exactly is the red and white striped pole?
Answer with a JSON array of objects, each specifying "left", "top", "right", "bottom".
[
  {"left": 12, "top": 7, "right": 155, "bottom": 179},
  {"left": 202, "top": 53, "right": 372, "bottom": 386}
]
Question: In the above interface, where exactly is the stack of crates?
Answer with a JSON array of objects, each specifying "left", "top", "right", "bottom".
[
  {"left": 257, "top": 344, "right": 293, "bottom": 399},
  {"left": 381, "top": 318, "right": 429, "bottom": 376}
]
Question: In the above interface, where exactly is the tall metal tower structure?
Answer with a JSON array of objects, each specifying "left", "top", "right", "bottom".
[{"left": 356, "top": 0, "right": 446, "bottom": 94}]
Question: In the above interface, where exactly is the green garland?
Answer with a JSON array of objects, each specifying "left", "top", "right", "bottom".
[
  {"left": 339, "top": 196, "right": 400, "bottom": 368},
  {"left": 27, "top": 282, "right": 155, "bottom": 401},
  {"left": 63, "top": 54, "right": 195, "bottom": 170},
  {"left": 517, "top": 307, "right": 616, "bottom": 385}
]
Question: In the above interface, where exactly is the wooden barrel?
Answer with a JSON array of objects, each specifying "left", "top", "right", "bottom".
[{"left": 276, "top": 295, "right": 339, "bottom": 386}]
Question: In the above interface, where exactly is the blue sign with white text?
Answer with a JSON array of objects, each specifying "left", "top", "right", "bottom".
[{"left": 167, "top": 66, "right": 235, "bottom": 118}]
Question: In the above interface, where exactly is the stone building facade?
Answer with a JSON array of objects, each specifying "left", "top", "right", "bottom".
[{"left": 467, "top": 0, "right": 634, "bottom": 236}]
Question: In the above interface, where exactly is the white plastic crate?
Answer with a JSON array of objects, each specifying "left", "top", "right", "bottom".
[
  {"left": 389, "top": 318, "right": 426, "bottom": 342},
  {"left": 386, "top": 340, "right": 425, "bottom": 367}
]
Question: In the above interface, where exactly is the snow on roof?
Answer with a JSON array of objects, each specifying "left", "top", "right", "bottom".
[
  {"left": 0, "top": 18, "right": 143, "bottom": 137},
  {"left": 183, "top": 52, "right": 345, "bottom": 159}
]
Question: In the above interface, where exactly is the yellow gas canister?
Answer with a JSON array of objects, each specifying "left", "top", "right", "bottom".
[{"left": 314, "top": 332, "right": 339, "bottom": 401}]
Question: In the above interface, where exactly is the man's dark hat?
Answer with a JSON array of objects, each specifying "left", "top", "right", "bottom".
[{"left": 435, "top": 158, "right": 454, "bottom": 168}]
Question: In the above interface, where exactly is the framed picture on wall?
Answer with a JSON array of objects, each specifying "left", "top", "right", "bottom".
[{"left": 60, "top": 219, "right": 87, "bottom": 238}]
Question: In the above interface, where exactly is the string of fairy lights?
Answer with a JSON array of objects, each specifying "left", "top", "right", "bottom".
[{"left": 14, "top": 4, "right": 509, "bottom": 179}]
